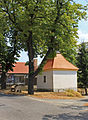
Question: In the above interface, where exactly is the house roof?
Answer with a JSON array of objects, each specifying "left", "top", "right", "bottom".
[
  {"left": 8, "top": 59, "right": 37, "bottom": 74},
  {"left": 8, "top": 62, "right": 29, "bottom": 74},
  {"left": 43, "top": 53, "right": 78, "bottom": 71}
]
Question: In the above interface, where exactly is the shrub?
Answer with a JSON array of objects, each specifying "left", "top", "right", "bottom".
[
  {"left": 66, "top": 92, "right": 75, "bottom": 97},
  {"left": 65, "top": 89, "right": 82, "bottom": 97}
]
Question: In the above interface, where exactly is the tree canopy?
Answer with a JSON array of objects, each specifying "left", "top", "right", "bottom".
[
  {"left": 77, "top": 42, "right": 88, "bottom": 95},
  {"left": 0, "top": 13, "right": 22, "bottom": 89},
  {"left": 1, "top": 0, "right": 87, "bottom": 59}
]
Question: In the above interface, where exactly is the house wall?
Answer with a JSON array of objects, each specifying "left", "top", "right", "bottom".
[
  {"left": 7, "top": 73, "right": 28, "bottom": 84},
  {"left": 37, "top": 71, "right": 53, "bottom": 91},
  {"left": 53, "top": 70, "right": 77, "bottom": 92}
]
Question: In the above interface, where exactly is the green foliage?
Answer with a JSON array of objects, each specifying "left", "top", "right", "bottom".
[
  {"left": 77, "top": 42, "right": 88, "bottom": 88},
  {"left": 0, "top": 0, "right": 87, "bottom": 62},
  {"left": 0, "top": 14, "right": 21, "bottom": 73}
]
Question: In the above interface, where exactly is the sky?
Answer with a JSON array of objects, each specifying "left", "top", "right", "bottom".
[{"left": 18, "top": 0, "right": 88, "bottom": 64}]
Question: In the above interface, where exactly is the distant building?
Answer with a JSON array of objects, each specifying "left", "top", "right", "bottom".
[
  {"left": 37, "top": 53, "right": 78, "bottom": 92},
  {"left": 7, "top": 59, "right": 37, "bottom": 85}
]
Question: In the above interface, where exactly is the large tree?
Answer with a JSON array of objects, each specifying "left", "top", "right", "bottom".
[
  {"left": 77, "top": 42, "right": 88, "bottom": 95},
  {"left": 0, "top": 36, "right": 22, "bottom": 89},
  {"left": 0, "top": 0, "right": 87, "bottom": 94},
  {"left": 0, "top": 14, "right": 22, "bottom": 89}
]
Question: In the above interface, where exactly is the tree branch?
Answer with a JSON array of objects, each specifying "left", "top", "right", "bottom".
[
  {"left": 12, "top": 0, "right": 16, "bottom": 22},
  {"left": 32, "top": 48, "right": 52, "bottom": 78}
]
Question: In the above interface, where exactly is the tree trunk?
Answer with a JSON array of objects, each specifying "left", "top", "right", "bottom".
[
  {"left": 28, "top": 75, "right": 34, "bottom": 94},
  {"left": 1, "top": 72, "right": 7, "bottom": 89},
  {"left": 28, "top": 54, "right": 35, "bottom": 94},
  {"left": 27, "top": 31, "right": 35, "bottom": 95},
  {"left": 85, "top": 87, "right": 87, "bottom": 95}
]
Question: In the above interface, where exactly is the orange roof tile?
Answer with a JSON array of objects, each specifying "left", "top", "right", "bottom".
[
  {"left": 8, "top": 62, "right": 28, "bottom": 74},
  {"left": 43, "top": 53, "right": 78, "bottom": 71},
  {"left": 8, "top": 59, "right": 37, "bottom": 74}
]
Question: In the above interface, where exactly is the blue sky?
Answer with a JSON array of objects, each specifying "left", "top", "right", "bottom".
[
  {"left": 18, "top": 0, "right": 88, "bottom": 64},
  {"left": 76, "top": 0, "right": 88, "bottom": 43}
]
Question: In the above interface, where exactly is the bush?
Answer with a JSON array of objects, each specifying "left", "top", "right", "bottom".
[
  {"left": 66, "top": 92, "right": 75, "bottom": 97},
  {"left": 65, "top": 89, "right": 82, "bottom": 97}
]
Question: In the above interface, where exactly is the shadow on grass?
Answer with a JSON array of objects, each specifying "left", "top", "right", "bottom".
[{"left": 42, "top": 111, "right": 88, "bottom": 120}]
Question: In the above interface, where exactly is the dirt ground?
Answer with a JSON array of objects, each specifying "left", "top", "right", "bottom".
[
  {"left": 30, "top": 92, "right": 83, "bottom": 99},
  {"left": 0, "top": 89, "right": 83, "bottom": 99}
]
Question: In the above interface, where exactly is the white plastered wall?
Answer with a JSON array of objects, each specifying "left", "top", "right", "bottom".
[
  {"left": 37, "top": 71, "right": 53, "bottom": 90},
  {"left": 53, "top": 70, "right": 77, "bottom": 92}
]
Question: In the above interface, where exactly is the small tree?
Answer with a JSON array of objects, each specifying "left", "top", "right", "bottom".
[{"left": 77, "top": 42, "right": 88, "bottom": 95}]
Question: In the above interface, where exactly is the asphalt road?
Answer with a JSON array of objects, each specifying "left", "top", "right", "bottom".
[{"left": 0, "top": 94, "right": 88, "bottom": 120}]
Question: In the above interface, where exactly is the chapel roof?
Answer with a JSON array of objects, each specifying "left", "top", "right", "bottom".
[{"left": 43, "top": 53, "right": 78, "bottom": 71}]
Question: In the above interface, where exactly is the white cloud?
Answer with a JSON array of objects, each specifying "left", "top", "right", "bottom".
[{"left": 78, "top": 30, "right": 88, "bottom": 43}]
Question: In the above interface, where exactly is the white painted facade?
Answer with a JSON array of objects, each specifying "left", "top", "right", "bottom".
[
  {"left": 37, "top": 71, "right": 53, "bottom": 90},
  {"left": 37, "top": 70, "right": 77, "bottom": 92},
  {"left": 53, "top": 70, "right": 77, "bottom": 92}
]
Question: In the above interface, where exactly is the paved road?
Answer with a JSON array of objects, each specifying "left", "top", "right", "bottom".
[{"left": 0, "top": 94, "right": 88, "bottom": 120}]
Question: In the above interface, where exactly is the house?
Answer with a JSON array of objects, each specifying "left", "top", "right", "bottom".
[
  {"left": 37, "top": 53, "right": 78, "bottom": 92},
  {"left": 7, "top": 59, "right": 37, "bottom": 85}
]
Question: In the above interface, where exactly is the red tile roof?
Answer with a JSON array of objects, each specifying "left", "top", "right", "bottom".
[
  {"left": 8, "top": 59, "right": 37, "bottom": 74},
  {"left": 43, "top": 53, "right": 78, "bottom": 71},
  {"left": 8, "top": 62, "right": 29, "bottom": 74}
]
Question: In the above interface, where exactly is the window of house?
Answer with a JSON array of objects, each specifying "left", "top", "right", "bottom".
[{"left": 44, "top": 76, "right": 46, "bottom": 83}]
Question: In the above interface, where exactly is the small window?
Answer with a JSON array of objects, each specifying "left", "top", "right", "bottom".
[{"left": 44, "top": 76, "right": 46, "bottom": 83}]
